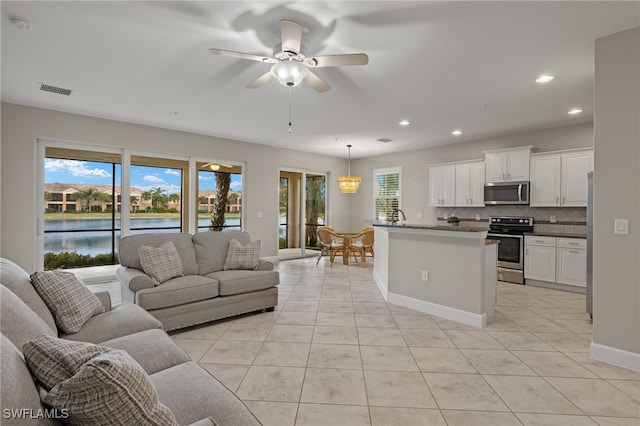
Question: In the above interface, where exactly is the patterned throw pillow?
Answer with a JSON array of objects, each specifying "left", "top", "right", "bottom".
[
  {"left": 138, "top": 241, "right": 184, "bottom": 285},
  {"left": 23, "top": 335, "right": 179, "bottom": 426},
  {"left": 30, "top": 271, "right": 105, "bottom": 334},
  {"left": 223, "top": 239, "right": 261, "bottom": 270}
]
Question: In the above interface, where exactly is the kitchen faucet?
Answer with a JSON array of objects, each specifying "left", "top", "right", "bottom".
[{"left": 392, "top": 208, "right": 407, "bottom": 223}]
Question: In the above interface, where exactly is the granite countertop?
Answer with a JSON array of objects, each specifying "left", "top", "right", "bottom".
[
  {"left": 372, "top": 222, "right": 486, "bottom": 233},
  {"left": 526, "top": 232, "right": 587, "bottom": 239}
]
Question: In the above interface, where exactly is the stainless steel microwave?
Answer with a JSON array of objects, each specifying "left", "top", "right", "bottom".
[{"left": 484, "top": 181, "right": 529, "bottom": 205}]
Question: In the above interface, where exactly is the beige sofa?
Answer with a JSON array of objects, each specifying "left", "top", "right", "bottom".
[
  {"left": 0, "top": 257, "right": 260, "bottom": 426},
  {"left": 117, "top": 231, "right": 279, "bottom": 331}
]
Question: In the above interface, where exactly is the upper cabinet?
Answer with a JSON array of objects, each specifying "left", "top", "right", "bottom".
[
  {"left": 455, "top": 161, "right": 485, "bottom": 207},
  {"left": 429, "top": 164, "right": 455, "bottom": 207},
  {"left": 530, "top": 149, "right": 593, "bottom": 207},
  {"left": 484, "top": 146, "right": 533, "bottom": 182}
]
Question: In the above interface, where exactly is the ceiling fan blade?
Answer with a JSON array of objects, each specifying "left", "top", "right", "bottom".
[
  {"left": 304, "top": 71, "right": 331, "bottom": 93},
  {"left": 208, "top": 48, "right": 276, "bottom": 63},
  {"left": 247, "top": 71, "right": 274, "bottom": 89},
  {"left": 280, "top": 20, "right": 302, "bottom": 54},
  {"left": 305, "top": 53, "right": 369, "bottom": 68}
]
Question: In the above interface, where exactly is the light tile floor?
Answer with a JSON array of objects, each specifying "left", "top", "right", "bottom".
[{"left": 118, "top": 257, "right": 639, "bottom": 425}]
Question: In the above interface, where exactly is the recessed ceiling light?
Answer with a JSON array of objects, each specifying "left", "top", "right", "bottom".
[
  {"left": 398, "top": 119, "right": 411, "bottom": 126},
  {"left": 535, "top": 74, "right": 554, "bottom": 83},
  {"left": 377, "top": 137, "right": 393, "bottom": 143},
  {"left": 452, "top": 130, "right": 462, "bottom": 136},
  {"left": 568, "top": 108, "right": 583, "bottom": 115}
]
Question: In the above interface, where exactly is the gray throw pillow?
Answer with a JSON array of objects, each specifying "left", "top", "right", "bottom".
[
  {"left": 30, "top": 270, "right": 105, "bottom": 334},
  {"left": 138, "top": 241, "right": 184, "bottom": 285},
  {"left": 223, "top": 239, "right": 261, "bottom": 270},
  {"left": 23, "top": 335, "right": 178, "bottom": 426}
]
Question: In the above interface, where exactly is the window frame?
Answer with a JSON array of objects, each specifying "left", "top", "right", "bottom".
[{"left": 373, "top": 166, "right": 402, "bottom": 222}]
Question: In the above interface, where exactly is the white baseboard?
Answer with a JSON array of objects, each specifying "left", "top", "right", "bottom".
[
  {"left": 372, "top": 270, "right": 388, "bottom": 299},
  {"left": 590, "top": 342, "right": 640, "bottom": 372},
  {"left": 386, "top": 292, "right": 487, "bottom": 329}
]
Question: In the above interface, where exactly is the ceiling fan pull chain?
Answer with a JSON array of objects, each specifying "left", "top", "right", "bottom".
[{"left": 288, "top": 87, "right": 293, "bottom": 134}]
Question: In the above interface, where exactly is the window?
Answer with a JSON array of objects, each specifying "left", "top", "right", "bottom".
[
  {"left": 196, "top": 162, "right": 243, "bottom": 232},
  {"left": 44, "top": 147, "right": 122, "bottom": 270},
  {"left": 374, "top": 167, "right": 401, "bottom": 221}
]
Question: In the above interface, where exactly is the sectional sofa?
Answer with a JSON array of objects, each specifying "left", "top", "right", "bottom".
[{"left": 0, "top": 257, "right": 261, "bottom": 425}]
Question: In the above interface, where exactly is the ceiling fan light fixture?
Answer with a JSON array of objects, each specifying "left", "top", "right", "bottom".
[
  {"left": 209, "top": 164, "right": 221, "bottom": 171},
  {"left": 271, "top": 61, "right": 308, "bottom": 87},
  {"left": 337, "top": 144, "right": 361, "bottom": 194}
]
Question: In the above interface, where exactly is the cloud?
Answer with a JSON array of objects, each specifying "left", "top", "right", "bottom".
[
  {"left": 143, "top": 174, "right": 165, "bottom": 184},
  {"left": 199, "top": 175, "right": 213, "bottom": 181},
  {"left": 45, "top": 159, "right": 111, "bottom": 178},
  {"left": 230, "top": 181, "right": 243, "bottom": 191},
  {"left": 165, "top": 169, "right": 180, "bottom": 176}
]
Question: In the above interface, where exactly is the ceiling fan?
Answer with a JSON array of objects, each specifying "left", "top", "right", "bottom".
[
  {"left": 208, "top": 19, "right": 368, "bottom": 93},
  {"left": 201, "top": 162, "right": 233, "bottom": 171}
]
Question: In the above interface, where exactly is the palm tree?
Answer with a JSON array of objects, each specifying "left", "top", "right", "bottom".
[
  {"left": 306, "top": 176, "right": 326, "bottom": 247},
  {"left": 210, "top": 172, "right": 231, "bottom": 231},
  {"left": 149, "top": 187, "right": 167, "bottom": 211},
  {"left": 198, "top": 195, "right": 208, "bottom": 211},
  {"left": 168, "top": 193, "right": 180, "bottom": 209},
  {"left": 130, "top": 195, "right": 139, "bottom": 212},
  {"left": 76, "top": 187, "right": 100, "bottom": 212}
]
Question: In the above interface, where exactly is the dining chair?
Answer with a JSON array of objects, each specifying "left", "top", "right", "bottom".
[
  {"left": 316, "top": 227, "right": 347, "bottom": 267},
  {"left": 349, "top": 227, "right": 375, "bottom": 267}
]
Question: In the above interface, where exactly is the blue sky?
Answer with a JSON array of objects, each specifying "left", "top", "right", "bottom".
[{"left": 44, "top": 159, "right": 242, "bottom": 193}]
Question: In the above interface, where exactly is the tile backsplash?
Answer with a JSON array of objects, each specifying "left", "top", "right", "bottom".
[{"left": 437, "top": 206, "right": 587, "bottom": 235}]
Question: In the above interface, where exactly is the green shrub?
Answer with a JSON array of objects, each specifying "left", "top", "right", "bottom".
[{"left": 44, "top": 251, "right": 119, "bottom": 270}]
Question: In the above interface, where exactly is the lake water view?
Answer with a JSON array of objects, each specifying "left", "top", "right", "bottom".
[{"left": 45, "top": 217, "right": 247, "bottom": 256}]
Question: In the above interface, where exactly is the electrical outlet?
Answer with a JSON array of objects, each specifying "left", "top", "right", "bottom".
[
  {"left": 550, "top": 215, "right": 557, "bottom": 223},
  {"left": 421, "top": 270, "right": 429, "bottom": 281},
  {"left": 257, "top": 211, "right": 264, "bottom": 218},
  {"left": 614, "top": 218, "right": 628, "bottom": 235},
  {"left": 475, "top": 214, "right": 481, "bottom": 221},
  {"left": 416, "top": 212, "right": 423, "bottom": 220}
]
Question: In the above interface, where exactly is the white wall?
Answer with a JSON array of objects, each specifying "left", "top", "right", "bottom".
[
  {"left": 593, "top": 27, "right": 640, "bottom": 361},
  {"left": 0, "top": 103, "right": 351, "bottom": 270},
  {"left": 348, "top": 123, "right": 593, "bottom": 229}
]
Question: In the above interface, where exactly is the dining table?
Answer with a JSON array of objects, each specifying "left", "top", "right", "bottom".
[{"left": 333, "top": 231, "right": 359, "bottom": 265}]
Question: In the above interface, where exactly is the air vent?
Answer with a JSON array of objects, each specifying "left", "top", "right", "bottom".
[
  {"left": 39, "top": 83, "right": 72, "bottom": 96},
  {"left": 377, "top": 138, "right": 393, "bottom": 143}
]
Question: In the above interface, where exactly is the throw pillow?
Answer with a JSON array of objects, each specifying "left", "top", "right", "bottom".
[
  {"left": 30, "top": 270, "right": 105, "bottom": 334},
  {"left": 138, "top": 241, "right": 184, "bottom": 285},
  {"left": 23, "top": 335, "right": 179, "bottom": 426},
  {"left": 223, "top": 239, "right": 261, "bottom": 270}
]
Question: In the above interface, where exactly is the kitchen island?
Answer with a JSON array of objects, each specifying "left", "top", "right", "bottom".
[{"left": 373, "top": 223, "right": 497, "bottom": 328}]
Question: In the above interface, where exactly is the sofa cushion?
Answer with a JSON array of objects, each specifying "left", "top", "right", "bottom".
[
  {"left": 23, "top": 335, "right": 178, "bottom": 426},
  {"left": 151, "top": 361, "right": 260, "bottom": 426},
  {"left": 207, "top": 270, "right": 279, "bottom": 297},
  {"left": 100, "top": 329, "right": 190, "bottom": 375},
  {"left": 0, "top": 258, "right": 57, "bottom": 332},
  {"left": 139, "top": 241, "right": 184, "bottom": 285},
  {"left": 136, "top": 275, "right": 219, "bottom": 311},
  {"left": 224, "top": 239, "right": 261, "bottom": 271},
  {"left": 60, "top": 303, "right": 163, "bottom": 344},
  {"left": 119, "top": 233, "right": 199, "bottom": 275},
  {"left": 30, "top": 270, "right": 105, "bottom": 334},
  {"left": 1, "top": 334, "right": 57, "bottom": 426},
  {"left": 1, "top": 285, "right": 56, "bottom": 350},
  {"left": 192, "top": 231, "right": 252, "bottom": 275}
]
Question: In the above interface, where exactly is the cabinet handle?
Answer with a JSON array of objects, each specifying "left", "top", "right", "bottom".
[
  {"left": 526, "top": 248, "right": 529, "bottom": 256},
  {"left": 563, "top": 196, "right": 566, "bottom": 204},
  {"left": 569, "top": 242, "right": 579, "bottom": 246},
  {"left": 502, "top": 173, "right": 506, "bottom": 180},
  {"left": 556, "top": 197, "right": 559, "bottom": 205},
  {"left": 569, "top": 250, "right": 581, "bottom": 254}
]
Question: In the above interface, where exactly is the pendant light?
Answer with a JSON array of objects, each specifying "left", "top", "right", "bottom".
[{"left": 337, "top": 144, "right": 361, "bottom": 193}]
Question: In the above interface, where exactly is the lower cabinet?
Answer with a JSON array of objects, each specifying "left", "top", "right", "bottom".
[
  {"left": 524, "top": 236, "right": 556, "bottom": 282},
  {"left": 525, "top": 236, "right": 586, "bottom": 288}
]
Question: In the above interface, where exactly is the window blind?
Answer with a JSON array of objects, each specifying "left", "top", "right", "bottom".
[{"left": 374, "top": 168, "right": 401, "bottom": 221}]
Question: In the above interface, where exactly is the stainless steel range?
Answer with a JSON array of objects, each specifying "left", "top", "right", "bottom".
[{"left": 487, "top": 216, "right": 534, "bottom": 284}]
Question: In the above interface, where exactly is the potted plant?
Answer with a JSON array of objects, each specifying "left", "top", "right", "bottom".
[{"left": 447, "top": 216, "right": 461, "bottom": 226}]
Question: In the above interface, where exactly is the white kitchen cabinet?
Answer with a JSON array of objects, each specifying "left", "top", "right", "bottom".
[
  {"left": 556, "top": 238, "right": 587, "bottom": 287},
  {"left": 455, "top": 161, "right": 485, "bottom": 207},
  {"left": 561, "top": 150, "right": 594, "bottom": 207},
  {"left": 524, "top": 236, "right": 556, "bottom": 283},
  {"left": 530, "top": 154, "right": 561, "bottom": 206},
  {"left": 530, "top": 149, "right": 593, "bottom": 207},
  {"left": 429, "top": 164, "right": 455, "bottom": 207},
  {"left": 484, "top": 146, "right": 533, "bottom": 182}
]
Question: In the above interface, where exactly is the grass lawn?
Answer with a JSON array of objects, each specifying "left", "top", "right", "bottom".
[{"left": 44, "top": 212, "right": 241, "bottom": 220}]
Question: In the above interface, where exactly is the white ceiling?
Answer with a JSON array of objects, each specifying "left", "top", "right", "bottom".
[{"left": 2, "top": 1, "right": 639, "bottom": 158}]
